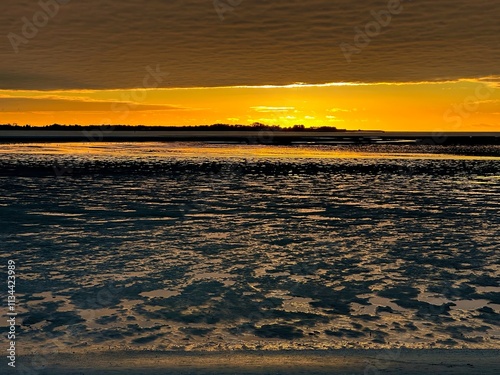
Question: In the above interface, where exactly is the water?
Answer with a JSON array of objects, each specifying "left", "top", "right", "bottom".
[{"left": 0, "top": 143, "right": 499, "bottom": 353}]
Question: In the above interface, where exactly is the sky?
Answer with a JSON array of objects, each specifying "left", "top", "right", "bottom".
[{"left": 1, "top": 0, "right": 499, "bottom": 130}]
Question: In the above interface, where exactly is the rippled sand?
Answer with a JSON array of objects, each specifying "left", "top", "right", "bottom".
[
  {"left": 0, "top": 143, "right": 498, "bottom": 356},
  {"left": 16, "top": 350, "right": 500, "bottom": 375}
]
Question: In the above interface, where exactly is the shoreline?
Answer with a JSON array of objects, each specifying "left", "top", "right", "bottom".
[
  {"left": 0, "top": 130, "right": 500, "bottom": 145},
  {"left": 12, "top": 349, "right": 500, "bottom": 374}
]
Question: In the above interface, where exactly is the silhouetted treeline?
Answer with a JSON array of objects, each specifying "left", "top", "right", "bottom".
[{"left": 0, "top": 123, "right": 345, "bottom": 132}]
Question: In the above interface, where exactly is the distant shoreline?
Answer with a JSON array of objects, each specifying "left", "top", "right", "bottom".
[
  {"left": 14, "top": 349, "right": 500, "bottom": 375},
  {"left": 1, "top": 130, "right": 500, "bottom": 145}
]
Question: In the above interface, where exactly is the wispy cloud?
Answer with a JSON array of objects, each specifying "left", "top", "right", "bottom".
[
  {"left": 251, "top": 106, "right": 295, "bottom": 113},
  {"left": 327, "top": 108, "right": 351, "bottom": 113}
]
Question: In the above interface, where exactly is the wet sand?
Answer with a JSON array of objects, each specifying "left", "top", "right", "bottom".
[
  {"left": 17, "top": 350, "right": 500, "bottom": 374},
  {"left": 1, "top": 130, "right": 499, "bottom": 144}
]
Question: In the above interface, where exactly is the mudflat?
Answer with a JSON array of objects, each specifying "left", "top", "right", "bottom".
[{"left": 15, "top": 349, "right": 500, "bottom": 375}]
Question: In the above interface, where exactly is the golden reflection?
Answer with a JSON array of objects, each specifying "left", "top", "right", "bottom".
[{"left": 1, "top": 143, "right": 499, "bottom": 161}]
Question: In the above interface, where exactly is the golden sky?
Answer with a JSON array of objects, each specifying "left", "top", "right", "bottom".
[
  {"left": 1, "top": 1, "right": 499, "bottom": 131},
  {"left": 1, "top": 79, "right": 499, "bottom": 131}
]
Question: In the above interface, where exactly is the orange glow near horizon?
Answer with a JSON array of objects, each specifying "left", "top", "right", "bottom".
[{"left": 1, "top": 79, "right": 499, "bottom": 131}]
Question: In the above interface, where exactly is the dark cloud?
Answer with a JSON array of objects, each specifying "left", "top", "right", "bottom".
[
  {"left": 0, "top": 97, "right": 184, "bottom": 111},
  {"left": 1, "top": 0, "right": 499, "bottom": 89}
]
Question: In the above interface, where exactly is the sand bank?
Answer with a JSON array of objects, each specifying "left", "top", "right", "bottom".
[{"left": 14, "top": 349, "right": 500, "bottom": 374}]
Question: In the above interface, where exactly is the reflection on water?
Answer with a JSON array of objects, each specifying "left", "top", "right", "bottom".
[
  {"left": 1, "top": 142, "right": 500, "bottom": 160},
  {"left": 0, "top": 143, "right": 499, "bottom": 353}
]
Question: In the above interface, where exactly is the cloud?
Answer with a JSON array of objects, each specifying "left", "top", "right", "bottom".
[
  {"left": 327, "top": 108, "right": 351, "bottom": 113},
  {"left": 251, "top": 106, "right": 295, "bottom": 113},
  {"left": 1, "top": 0, "right": 499, "bottom": 90},
  {"left": 0, "top": 97, "right": 185, "bottom": 112}
]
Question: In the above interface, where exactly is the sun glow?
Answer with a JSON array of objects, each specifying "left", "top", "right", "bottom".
[{"left": 0, "top": 79, "right": 498, "bottom": 131}]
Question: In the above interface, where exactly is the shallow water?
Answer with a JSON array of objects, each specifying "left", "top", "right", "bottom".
[{"left": 0, "top": 143, "right": 499, "bottom": 353}]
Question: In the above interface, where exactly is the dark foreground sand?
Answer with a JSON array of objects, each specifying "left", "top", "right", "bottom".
[
  {"left": 1, "top": 130, "right": 500, "bottom": 144},
  {"left": 14, "top": 350, "right": 500, "bottom": 374}
]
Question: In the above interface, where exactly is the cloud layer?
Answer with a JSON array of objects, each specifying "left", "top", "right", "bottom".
[{"left": 1, "top": 0, "right": 499, "bottom": 89}]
